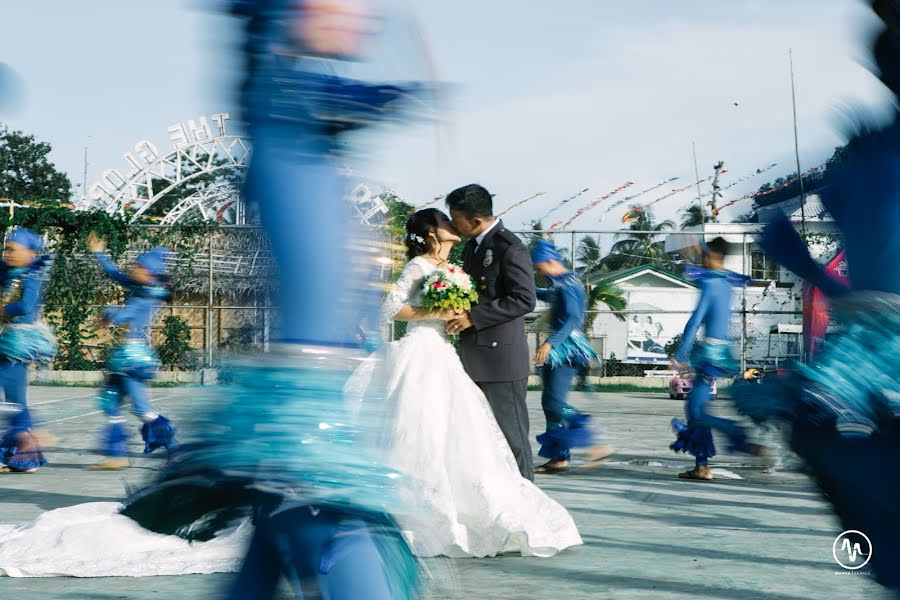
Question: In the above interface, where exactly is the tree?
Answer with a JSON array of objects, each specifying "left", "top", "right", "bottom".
[
  {"left": 680, "top": 203, "right": 711, "bottom": 229},
  {"left": 663, "top": 333, "right": 683, "bottom": 357},
  {"left": 157, "top": 315, "right": 198, "bottom": 370},
  {"left": 0, "top": 125, "right": 72, "bottom": 202},
  {"left": 584, "top": 277, "right": 627, "bottom": 333},
  {"left": 575, "top": 235, "right": 601, "bottom": 275},
  {"left": 602, "top": 206, "right": 674, "bottom": 271}
]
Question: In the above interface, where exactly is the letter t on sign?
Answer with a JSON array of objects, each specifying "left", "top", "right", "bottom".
[{"left": 211, "top": 113, "right": 230, "bottom": 137}]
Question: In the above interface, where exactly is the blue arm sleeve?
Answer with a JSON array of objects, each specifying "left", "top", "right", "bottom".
[
  {"left": 93, "top": 252, "right": 132, "bottom": 286},
  {"left": 674, "top": 282, "right": 711, "bottom": 362},
  {"left": 546, "top": 285, "right": 580, "bottom": 347},
  {"left": 3, "top": 276, "right": 40, "bottom": 317}
]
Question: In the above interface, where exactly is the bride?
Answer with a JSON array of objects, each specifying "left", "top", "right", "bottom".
[
  {"left": 0, "top": 210, "right": 580, "bottom": 577},
  {"left": 349, "top": 208, "right": 582, "bottom": 558}
]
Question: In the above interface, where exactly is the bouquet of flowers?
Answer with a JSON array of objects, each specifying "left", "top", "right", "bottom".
[{"left": 421, "top": 265, "right": 478, "bottom": 313}]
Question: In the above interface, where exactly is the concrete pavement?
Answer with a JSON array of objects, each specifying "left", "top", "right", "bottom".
[{"left": 0, "top": 387, "right": 887, "bottom": 599}]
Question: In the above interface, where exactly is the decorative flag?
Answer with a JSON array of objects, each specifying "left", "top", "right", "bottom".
[{"left": 496, "top": 192, "right": 546, "bottom": 217}]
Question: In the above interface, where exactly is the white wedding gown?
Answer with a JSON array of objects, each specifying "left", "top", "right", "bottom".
[
  {"left": 0, "top": 502, "right": 249, "bottom": 577},
  {"left": 0, "top": 257, "right": 580, "bottom": 577},
  {"left": 347, "top": 256, "right": 582, "bottom": 558}
]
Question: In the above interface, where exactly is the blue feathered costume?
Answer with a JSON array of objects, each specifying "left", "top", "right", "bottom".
[
  {"left": 532, "top": 240, "right": 600, "bottom": 464},
  {"left": 732, "top": 1, "right": 900, "bottom": 591},
  {"left": 0, "top": 227, "right": 56, "bottom": 472},
  {"left": 120, "top": 2, "right": 430, "bottom": 599},
  {"left": 93, "top": 248, "right": 176, "bottom": 459},
  {"left": 669, "top": 264, "right": 752, "bottom": 471}
]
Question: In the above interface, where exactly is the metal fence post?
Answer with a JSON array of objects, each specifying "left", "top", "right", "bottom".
[
  {"left": 206, "top": 233, "right": 214, "bottom": 367},
  {"left": 741, "top": 232, "right": 748, "bottom": 372}
]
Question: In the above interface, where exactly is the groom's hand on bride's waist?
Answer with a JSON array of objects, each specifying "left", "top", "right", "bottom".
[{"left": 446, "top": 313, "right": 473, "bottom": 335}]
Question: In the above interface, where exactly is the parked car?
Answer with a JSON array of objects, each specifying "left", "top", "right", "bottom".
[{"left": 669, "top": 371, "right": 717, "bottom": 399}]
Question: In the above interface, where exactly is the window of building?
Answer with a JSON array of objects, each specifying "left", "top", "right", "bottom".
[{"left": 751, "top": 251, "right": 779, "bottom": 281}]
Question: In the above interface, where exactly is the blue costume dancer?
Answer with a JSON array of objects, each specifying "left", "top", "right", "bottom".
[
  {"left": 732, "top": 3, "right": 900, "bottom": 592},
  {"left": 89, "top": 238, "right": 176, "bottom": 470},
  {"left": 532, "top": 240, "right": 613, "bottom": 473},
  {"left": 121, "top": 2, "right": 428, "bottom": 598},
  {"left": 0, "top": 227, "right": 56, "bottom": 473},
  {"left": 669, "top": 238, "right": 760, "bottom": 481}
]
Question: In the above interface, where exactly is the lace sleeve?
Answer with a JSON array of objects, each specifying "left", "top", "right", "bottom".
[{"left": 380, "top": 259, "right": 427, "bottom": 324}]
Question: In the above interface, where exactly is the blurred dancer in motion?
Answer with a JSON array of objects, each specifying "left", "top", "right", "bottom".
[
  {"left": 0, "top": 227, "right": 56, "bottom": 473},
  {"left": 669, "top": 238, "right": 762, "bottom": 481},
  {"left": 122, "top": 1, "right": 428, "bottom": 599},
  {"left": 733, "top": 2, "right": 900, "bottom": 592},
  {"left": 88, "top": 233, "right": 176, "bottom": 470},
  {"left": 531, "top": 239, "right": 613, "bottom": 473}
]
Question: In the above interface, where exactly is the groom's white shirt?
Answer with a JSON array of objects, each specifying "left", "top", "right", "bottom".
[{"left": 474, "top": 217, "right": 500, "bottom": 251}]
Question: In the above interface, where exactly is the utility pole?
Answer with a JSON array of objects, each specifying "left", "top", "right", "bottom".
[
  {"left": 708, "top": 161, "right": 725, "bottom": 222},
  {"left": 82, "top": 146, "right": 88, "bottom": 200},
  {"left": 789, "top": 49, "right": 806, "bottom": 236}
]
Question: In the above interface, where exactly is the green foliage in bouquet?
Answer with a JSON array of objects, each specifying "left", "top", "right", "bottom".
[{"left": 420, "top": 266, "right": 478, "bottom": 314}]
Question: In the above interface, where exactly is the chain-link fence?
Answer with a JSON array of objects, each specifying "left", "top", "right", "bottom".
[
  {"left": 93, "top": 223, "right": 840, "bottom": 377},
  {"left": 512, "top": 227, "right": 842, "bottom": 378},
  {"left": 385, "top": 224, "right": 842, "bottom": 379}
]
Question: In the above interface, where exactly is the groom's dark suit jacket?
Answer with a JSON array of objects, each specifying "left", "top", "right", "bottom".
[{"left": 460, "top": 220, "right": 537, "bottom": 383}]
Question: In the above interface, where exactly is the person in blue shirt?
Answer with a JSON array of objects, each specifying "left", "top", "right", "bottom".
[
  {"left": 532, "top": 240, "right": 614, "bottom": 473},
  {"left": 670, "top": 237, "right": 761, "bottom": 481},
  {"left": 87, "top": 232, "right": 176, "bottom": 470},
  {"left": 0, "top": 227, "right": 56, "bottom": 473}
]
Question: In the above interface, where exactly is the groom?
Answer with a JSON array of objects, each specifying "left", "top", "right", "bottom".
[{"left": 446, "top": 184, "right": 537, "bottom": 481}]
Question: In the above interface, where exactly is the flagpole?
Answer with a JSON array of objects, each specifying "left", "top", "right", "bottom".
[{"left": 790, "top": 48, "right": 807, "bottom": 236}]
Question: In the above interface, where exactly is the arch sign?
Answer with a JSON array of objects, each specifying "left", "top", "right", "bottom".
[
  {"left": 81, "top": 113, "right": 387, "bottom": 226},
  {"left": 79, "top": 113, "right": 249, "bottom": 224}
]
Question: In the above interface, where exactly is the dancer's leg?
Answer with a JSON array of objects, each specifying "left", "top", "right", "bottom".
[
  {"left": 123, "top": 375, "right": 176, "bottom": 454},
  {"left": 0, "top": 361, "right": 30, "bottom": 431},
  {"left": 537, "top": 365, "right": 576, "bottom": 463},
  {"left": 686, "top": 376, "right": 747, "bottom": 454},
  {"left": 0, "top": 361, "right": 45, "bottom": 471},
  {"left": 227, "top": 506, "right": 394, "bottom": 600},
  {"left": 90, "top": 375, "right": 129, "bottom": 468}
]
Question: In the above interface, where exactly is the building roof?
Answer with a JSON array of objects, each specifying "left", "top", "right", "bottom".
[
  {"left": 756, "top": 193, "right": 833, "bottom": 224},
  {"left": 591, "top": 264, "right": 695, "bottom": 288}
]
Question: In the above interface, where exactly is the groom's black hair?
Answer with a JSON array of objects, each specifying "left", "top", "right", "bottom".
[{"left": 445, "top": 184, "right": 493, "bottom": 218}]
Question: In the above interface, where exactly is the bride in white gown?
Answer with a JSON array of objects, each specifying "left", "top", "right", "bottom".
[
  {"left": 0, "top": 210, "right": 580, "bottom": 577},
  {"left": 348, "top": 208, "right": 581, "bottom": 558}
]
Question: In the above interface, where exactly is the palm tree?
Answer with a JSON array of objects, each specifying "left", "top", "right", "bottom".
[
  {"left": 584, "top": 278, "right": 627, "bottom": 333},
  {"left": 603, "top": 206, "right": 674, "bottom": 271},
  {"left": 679, "top": 203, "right": 711, "bottom": 229},
  {"left": 575, "top": 235, "right": 601, "bottom": 275}
]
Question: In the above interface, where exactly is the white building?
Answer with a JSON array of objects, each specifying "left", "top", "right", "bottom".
[
  {"left": 589, "top": 265, "right": 699, "bottom": 365},
  {"left": 655, "top": 193, "right": 840, "bottom": 367}
]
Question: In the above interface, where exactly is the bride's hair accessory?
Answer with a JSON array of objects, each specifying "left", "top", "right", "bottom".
[{"left": 408, "top": 233, "right": 425, "bottom": 244}]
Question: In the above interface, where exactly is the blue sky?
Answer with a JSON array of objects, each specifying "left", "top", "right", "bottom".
[{"left": 0, "top": 0, "right": 894, "bottom": 228}]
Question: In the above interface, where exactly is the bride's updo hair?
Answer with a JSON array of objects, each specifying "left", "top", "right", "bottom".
[{"left": 405, "top": 208, "right": 444, "bottom": 260}]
